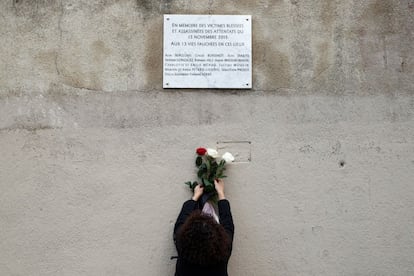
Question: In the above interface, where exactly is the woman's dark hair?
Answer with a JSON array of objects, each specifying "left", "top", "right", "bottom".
[{"left": 176, "top": 210, "right": 231, "bottom": 266}]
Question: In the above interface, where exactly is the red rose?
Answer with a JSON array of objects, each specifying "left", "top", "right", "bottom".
[{"left": 196, "top": 147, "right": 207, "bottom": 155}]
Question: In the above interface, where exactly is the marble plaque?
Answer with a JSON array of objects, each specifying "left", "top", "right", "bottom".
[{"left": 163, "top": 15, "right": 252, "bottom": 89}]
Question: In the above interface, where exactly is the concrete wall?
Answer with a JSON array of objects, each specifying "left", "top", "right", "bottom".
[{"left": 1, "top": 0, "right": 413, "bottom": 275}]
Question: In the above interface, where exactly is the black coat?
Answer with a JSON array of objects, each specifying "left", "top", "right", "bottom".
[{"left": 173, "top": 199, "right": 234, "bottom": 276}]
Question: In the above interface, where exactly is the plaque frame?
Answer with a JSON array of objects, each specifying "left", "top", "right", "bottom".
[{"left": 163, "top": 14, "right": 252, "bottom": 89}]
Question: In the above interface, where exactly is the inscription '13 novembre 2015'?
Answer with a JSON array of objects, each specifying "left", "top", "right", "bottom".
[{"left": 163, "top": 15, "right": 252, "bottom": 89}]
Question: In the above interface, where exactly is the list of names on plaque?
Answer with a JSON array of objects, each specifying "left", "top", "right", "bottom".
[{"left": 163, "top": 15, "right": 252, "bottom": 89}]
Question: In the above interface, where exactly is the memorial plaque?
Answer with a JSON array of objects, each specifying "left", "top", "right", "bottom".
[{"left": 163, "top": 15, "right": 252, "bottom": 89}]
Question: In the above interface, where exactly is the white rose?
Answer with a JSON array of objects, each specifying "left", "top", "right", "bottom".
[
  {"left": 222, "top": 152, "right": 235, "bottom": 163},
  {"left": 206, "top": 148, "right": 219, "bottom": 158}
]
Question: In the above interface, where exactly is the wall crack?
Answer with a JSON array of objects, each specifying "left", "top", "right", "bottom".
[{"left": 55, "top": 0, "right": 64, "bottom": 77}]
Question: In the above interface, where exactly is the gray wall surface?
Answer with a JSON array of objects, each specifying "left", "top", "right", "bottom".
[{"left": 1, "top": 0, "right": 413, "bottom": 275}]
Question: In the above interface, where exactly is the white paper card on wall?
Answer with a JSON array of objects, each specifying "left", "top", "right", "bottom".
[{"left": 163, "top": 14, "right": 252, "bottom": 89}]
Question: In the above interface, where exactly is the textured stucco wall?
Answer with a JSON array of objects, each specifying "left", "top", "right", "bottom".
[{"left": 1, "top": 0, "right": 413, "bottom": 275}]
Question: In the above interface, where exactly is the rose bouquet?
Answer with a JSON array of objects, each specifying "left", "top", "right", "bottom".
[{"left": 185, "top": 147, "right": 235, "bottom": 193}]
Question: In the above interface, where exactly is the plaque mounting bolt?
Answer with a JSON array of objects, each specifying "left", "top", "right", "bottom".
[
  {"left": 166, "top": 18, "right": 170, "bottom": 20},
  {"left": 166, "top": 83, "right": 170, "bottom": 86}
]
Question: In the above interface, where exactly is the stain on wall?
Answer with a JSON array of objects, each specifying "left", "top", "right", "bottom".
[
  {"left": 313, "top": 41, "right": 331, "bottom": 81},
  {"left": 355, "top": 0, "right": 413, "bottom": 94},
  {"left": 320, "top": 0, "right": 335, "bottom": 30},
  {"left": 254, "top": 44, "right": 291, "bottom": 90},
  {"left": 136, "top": 0, "right": 173, "bottom": 18},
  {"left": 143, "top": 18, "right": 163, "bottom": 89},
  {"left": 362, "top": 0, "right": 398, "bottom": 35}
]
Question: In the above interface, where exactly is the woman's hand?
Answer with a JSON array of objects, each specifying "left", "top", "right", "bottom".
[
  {"left": 214, "top": 179, "right": 226, "bottom": 200},
  {"left": 192, "top": 184, "right": 204, "bottom": 201}
]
